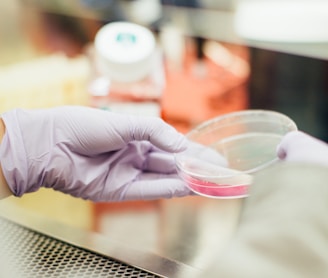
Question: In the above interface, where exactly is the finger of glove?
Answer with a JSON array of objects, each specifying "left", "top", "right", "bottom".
[
  {"left": 120, "top": 114, "right": 188, "bottom": 153},
  {"left": 277, "top": 131, "right": 316, "bottom": 159},
  {"left": 276, "top": 131, "right": 296, "bottom": 160},
  {"left": 175, "top": 141, "right": 228, "bottom": 178},
  {"left": 277, "top": 131, "right": 328, "bottom": 165},
  {"left": 121, "top": 174, "right": 192, "bottom": 201},
  {"left": 142, "top": 151, "right": 177, "bottom": 174},
  {"left": 187, "top": 141, "right": 228, "bottom": 166},
  {"left": 51, "top": 106, "right": 187, "bottom": 155},
  {"left": 140, "top": 145, "right": 226, "bottom": 176}
]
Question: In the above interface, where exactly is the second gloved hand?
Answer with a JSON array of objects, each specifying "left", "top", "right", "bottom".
[
  {"left": 277, "top": 130, "right": 328, "bottom": 166},
  {"left": 0, "top": 106, "right": 191, "bottom": 202}
]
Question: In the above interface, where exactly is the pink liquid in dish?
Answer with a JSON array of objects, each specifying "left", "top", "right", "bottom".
[{"left": 186, "top": 176, "right": 248, "bottom": 198}]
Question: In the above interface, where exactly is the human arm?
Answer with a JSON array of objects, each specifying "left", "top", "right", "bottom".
[
  {"left": 198, "top": 131, "right": 328, "bottom": 277},
  {"left": 0, "top": 106, "right": 192, "bottom": 202},
  {"left": 0, "top": 118, "right": 12, "bottom": 199},
  {"left": 200, "top": 163, "right": 328, "bottom": 278}
]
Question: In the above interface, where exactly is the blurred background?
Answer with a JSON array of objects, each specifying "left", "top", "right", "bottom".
[{"left": 1, "top": 0, "right": 328, "bottom": 272}]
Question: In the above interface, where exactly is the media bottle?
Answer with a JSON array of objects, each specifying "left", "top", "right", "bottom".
[{"left": 88, "top": 21, "right": 165, "bottom": 117}]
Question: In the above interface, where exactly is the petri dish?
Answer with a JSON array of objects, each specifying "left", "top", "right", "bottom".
[{"left": 175, "top": 110, "right": 298, "bottom": 198}]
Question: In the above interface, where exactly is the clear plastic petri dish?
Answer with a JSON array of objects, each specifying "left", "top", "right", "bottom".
[{"left": 175, "top": 110, "right": 298, "bottom": 199}]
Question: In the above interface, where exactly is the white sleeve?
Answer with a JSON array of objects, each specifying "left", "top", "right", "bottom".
[{"left": 200, "top": 163, "right": 328, "bottom": 278}]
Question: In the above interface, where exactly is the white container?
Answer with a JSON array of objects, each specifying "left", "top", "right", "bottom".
[{"left": 88, "top": 21, "right": 165, "bottom": 117}]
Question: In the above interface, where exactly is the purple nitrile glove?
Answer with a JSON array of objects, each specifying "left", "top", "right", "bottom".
[
  {"left": 277, "top": 130, "right": 328, "bottom": 166},
  {"left": 0, "top": 106, "right": 192, "bottom": 202}
]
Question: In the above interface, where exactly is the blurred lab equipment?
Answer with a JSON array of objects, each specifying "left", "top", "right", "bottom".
[
  {"left": 235, "top": 0, "right": 328, "bottom": 42},
  {"left": 0, "top": 54, "right": 90, "bottom": 113},
  {"left": 88, "top": 21, "right": 165, "bottom": 117}
]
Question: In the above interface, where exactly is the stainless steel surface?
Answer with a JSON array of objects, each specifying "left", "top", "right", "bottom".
[
  {"left": 0, "top": 196, "right": 242, "bottom": 277},
  {"left": 0, "top": 204, "right": 200, "bottom": 278},
  {"left": 92, "top": 197, "right": 242, "bottom": 271},
  {"left": 1, "top": 217, "right": 159, "bottom": 277}
]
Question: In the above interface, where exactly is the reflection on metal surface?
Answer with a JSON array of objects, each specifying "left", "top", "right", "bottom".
[
  {"left": 92, "top": 197, "right": 242, "bottom": 271},
  {"left": 0, "top": 204, "right": 199, "bottom": 278},
  {"left": 0, "top": 194, "right": 242, "bottom": 277}
]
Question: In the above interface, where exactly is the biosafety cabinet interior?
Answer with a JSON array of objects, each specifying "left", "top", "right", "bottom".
[{"left": 1, "top": 1, "right": 328, "bottom": 277}]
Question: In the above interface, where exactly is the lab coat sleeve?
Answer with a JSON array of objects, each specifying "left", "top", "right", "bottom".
[{"left": 201, "top": 163, "right": 328, "bottom": 278}]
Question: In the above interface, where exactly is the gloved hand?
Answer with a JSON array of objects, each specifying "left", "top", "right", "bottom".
[
  {"left": 277, "top": 130, "right": 328, "bottom": 166},
  {"left": 0, "top": 106, "right": 191, "bottom": 202}
]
